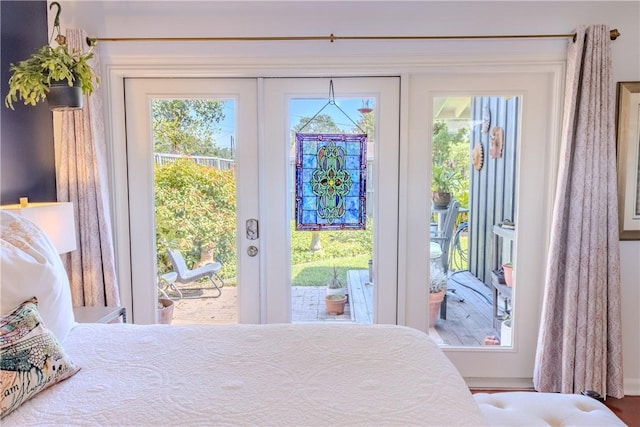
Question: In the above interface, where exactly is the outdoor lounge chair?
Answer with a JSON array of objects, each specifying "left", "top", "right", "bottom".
[
  {"left": 158, "top": 271, "right": 182, "bottom": 300},
  {"left": 167, "top": 248, "right": 224, "bottom": 299}
]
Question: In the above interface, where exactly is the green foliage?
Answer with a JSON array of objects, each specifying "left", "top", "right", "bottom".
[
  {"left": 291, "top": 113, "right": 341, "bottom": 143},
  {"left": 290, "top": 220, "right": 373, "bottom": 265},
  {"left": 432, "top": 120, "right": 470, "bottom": 207},
  {"left": 432, "top": 162, "right": 463, "bottom": 194},
  {"left": 327, "top": 266, "right": 344, "bottom": 289},
  {"left": 152, "top": 99, "right": 227, "bottom": 156},
  {"left": 5, "top": 44, "right": 98, "bottom": 109},
  {"left": 154, "top": 159, "right": 237, "bottom": 279}
]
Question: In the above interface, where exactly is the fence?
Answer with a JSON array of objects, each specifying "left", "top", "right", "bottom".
[{"left": 154, "top": 153, "right": 235, "bottom": 170}]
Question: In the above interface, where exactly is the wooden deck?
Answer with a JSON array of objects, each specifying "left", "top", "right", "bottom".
[
  {"left": 347, "top": 269, "right": 502, "bottom": 346},
  {"left": 347, "top": 270, "right": 373, "bottom": 323},
  {"left": 432, "top": 270, "right": 501, "bottom": 346}
]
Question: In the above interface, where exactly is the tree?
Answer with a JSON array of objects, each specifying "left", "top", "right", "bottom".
[
  {"left": 152, "top": 99, "right": 227, "bottom": 156},
  {"left": 352, "top": 107, "right": 375, "bottom": 141},
  {"left": 291, "top": 113, "right": 341, "bottom": 142}
]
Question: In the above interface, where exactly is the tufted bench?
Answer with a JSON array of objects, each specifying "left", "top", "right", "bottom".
[{"left": 473, "top": 391, "right": 627, "bottom": 426}]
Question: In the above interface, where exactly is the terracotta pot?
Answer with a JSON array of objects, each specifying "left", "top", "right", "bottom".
[
  {"left": 428, "top": 290, "right": 445, "bottom": 327},
  {"left": 157, "top": 298, "right": 174, "bottom": 324},
  {"left": 483, "top": 335, "right": 500, "bottom": 346},
  {"left": 503, "top": 264, "right": 514, "bottom": 287},
  {"left": 325, "top": 294, "right": 347, "bottom": 315}
]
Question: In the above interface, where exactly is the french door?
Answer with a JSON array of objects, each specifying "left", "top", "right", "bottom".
[
  {"left": 261, "top": 77, "right": 401, "bottom": 323},
  {"left": 123, "top": 77, "right": 401, "bottom": 325},
  {"left": 124, "top": 78, "right": 260, "bottom": 324}
]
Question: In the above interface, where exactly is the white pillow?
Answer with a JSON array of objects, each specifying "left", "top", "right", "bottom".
[{"left": 0, "top": 211, "right": 75, "bottom": 342}]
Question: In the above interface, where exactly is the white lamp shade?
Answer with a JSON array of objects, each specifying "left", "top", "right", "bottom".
[{"left": 1, "top": 202, "right": 77, "bottom": 254}]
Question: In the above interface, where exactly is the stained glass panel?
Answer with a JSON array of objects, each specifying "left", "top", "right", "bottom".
[{"left": 295, "top": 133, "right": 367, "bottom": 230}]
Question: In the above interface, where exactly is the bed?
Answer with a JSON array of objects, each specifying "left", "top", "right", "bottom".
[{"left": 1, "top": 211, "right": 487, "bottom": 426}]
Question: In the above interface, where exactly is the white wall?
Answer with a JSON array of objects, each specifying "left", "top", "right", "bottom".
[{"left": 58, "top": 1, "right": 640, "bottom": 393}]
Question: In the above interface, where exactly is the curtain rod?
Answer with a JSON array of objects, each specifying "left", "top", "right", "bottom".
[{"left": 86, "top": 29, "right": 620, "bottom": 46}]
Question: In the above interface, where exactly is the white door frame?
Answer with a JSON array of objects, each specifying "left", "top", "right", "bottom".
[
  {"left": 261, "top": 77, "right": 401, "bottom": 324},
  {"left": 406, "top": 70, "right": 563, "bottom": 385},
  {"left": 123, "top": 78, "right": 259, "bottom": 324}
]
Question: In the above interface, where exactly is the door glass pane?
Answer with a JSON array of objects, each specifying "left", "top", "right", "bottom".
[
  {"left": 289, "top": 98, "right": 375, "bottom": 323},
  {"left": 152, "top": 98, "right": 238, "bottom": 325},
  {"left": 429, "top": 95, "right": 519, "bottom": 348}
]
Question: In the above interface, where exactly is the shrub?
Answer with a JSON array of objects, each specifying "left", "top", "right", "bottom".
[{"left": 155, "top": 159, "right": 236, "bottom": 279}]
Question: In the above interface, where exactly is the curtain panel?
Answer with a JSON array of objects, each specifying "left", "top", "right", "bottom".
[
  {"left": 533, "top": 25, "right": 624, "bottom": 398},
  {"left": 56, "top": 29, "right": 120, "bottom": 309}
]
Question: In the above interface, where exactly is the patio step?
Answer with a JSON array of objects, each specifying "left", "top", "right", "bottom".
[{"left": 347, "top": 269, "right": 373, "bottom": 323}]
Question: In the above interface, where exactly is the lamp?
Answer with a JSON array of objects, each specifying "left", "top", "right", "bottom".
[{"left": 1, "top": 199, "right": 77, "bottom": 254}]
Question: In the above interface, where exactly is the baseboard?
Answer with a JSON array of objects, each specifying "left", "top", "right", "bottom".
[
  {"left": 467, "top": 377, "right": 640, "bottom": 396},
  {"left": 624, "top": 377, "right": 640, "bottom": 395},
  {"left": 464, "top": 376, "right": 534, "bottom": 390}
]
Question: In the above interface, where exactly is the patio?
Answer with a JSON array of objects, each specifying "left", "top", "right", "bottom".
[
  {"left": 170, "top": 269, "right": 501, "bottom": 346},
  {"left": 170, "top": 285, "right": 353, "bottom": 325}
]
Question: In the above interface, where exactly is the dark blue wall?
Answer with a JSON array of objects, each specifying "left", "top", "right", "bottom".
[{"left": 1, "top": 1, "right": 57, "bottom": 205}]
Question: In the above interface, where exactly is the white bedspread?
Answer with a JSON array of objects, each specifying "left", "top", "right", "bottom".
[{"left": 4, "top": 323, "right": 486, "bottom": 426}]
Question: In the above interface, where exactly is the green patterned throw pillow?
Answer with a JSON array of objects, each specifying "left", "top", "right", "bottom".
[{"left": 1, "top": 297, "right": 79, "bottom": 418}]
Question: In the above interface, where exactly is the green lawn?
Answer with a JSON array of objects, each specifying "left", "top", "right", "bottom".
[
  {"left": 291, "top": 254, "right": 370, "bottom": 286},
  {"left": 289, "top": 222, "right": 469, "bottom": 286},
  {"left": 290, "top": 220, "right": 373, "bottom": 286}
]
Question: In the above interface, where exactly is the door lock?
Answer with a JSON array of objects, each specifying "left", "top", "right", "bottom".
[
  {"left": 247, "top": 246, "right": 258, "bottom": 257},
  {"left": 246, "top": 218, "right": 259, "bottom": 240}
]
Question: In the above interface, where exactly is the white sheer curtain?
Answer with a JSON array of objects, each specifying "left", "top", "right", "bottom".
[
  {"left": 55, "top": 29, "right": 120, "bottom": 309},
  {"left": 533, "top": 25, "right": 624, "bottom": 398}
]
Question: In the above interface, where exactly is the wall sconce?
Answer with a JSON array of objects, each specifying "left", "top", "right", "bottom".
[{"left": 1, "top": 199, "right": 77, "bottom": 254}]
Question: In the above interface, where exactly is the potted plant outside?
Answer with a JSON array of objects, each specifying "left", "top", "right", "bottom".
[
  {"left": 325, "top": 266, "right": 348, "bottom": 315},
  {"left": 428, "top": 263, "right": 448, "bottom": 327},
  {"left": 157, "top": 298, "right": 175, "bottom": 324},
  {"left": 5, "top": 43, "right": 99, "bottom": 111},
  {"left": 325, "top": 293, "right": 347, "bottom": 315},
  {"left": 431, "top": 163, "right": 463, "bottom": 209},
  {"left": 325, "top": 266, "right": 346, "bottom": 298},
  {"left": 503, "top": 263, "right": 514, "bottom": 287}
]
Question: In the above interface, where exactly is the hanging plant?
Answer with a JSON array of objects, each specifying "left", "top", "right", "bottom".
[
  {"left": 4, "top": 2, "right": 99, "bottom": 110},
  {"left": 4, "top": 44, "right": 98, "bottom": 110}
]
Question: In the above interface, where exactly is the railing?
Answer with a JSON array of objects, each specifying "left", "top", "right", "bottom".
[{"left": 154, "top": 153, "right": 235, "bottom": 170}]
